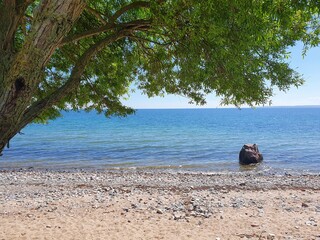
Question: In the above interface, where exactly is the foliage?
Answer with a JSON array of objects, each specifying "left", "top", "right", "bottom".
[{"left": 4, "top": 0, "right": 320, "bottom": 123}]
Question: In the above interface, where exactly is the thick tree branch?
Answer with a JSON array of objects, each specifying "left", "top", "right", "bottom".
[
  {"left": 59, "top": 19, "right": 152, "bottom": 46},
  {"left": 19, "top": 30, "right": 131, "bottom": 130},
  {"left": 0, "top": 0, "right": 34, "bottom": 52},
  {"left": 0, "top": 0, "right": 87, "bottom": 154},
  {"left": 85, "top": 5, "right": 107, "bottom": 25},
  {"left": 109, "top": 1, "right": 150, "bottom": 23},
  {"left": 60, "top": 24, "right": 115, "bottom": 46},
  {"left": 60, "top": 1, "right": 152, "bottom": 46},
  {"left": 1, "top": 0, "right": 86, "bottom": 107}
]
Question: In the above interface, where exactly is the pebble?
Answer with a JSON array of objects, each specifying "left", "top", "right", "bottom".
[
  {"left": 267, "top": 233, "right": 275, "bottom": 240},
  {"left": 156, "top": 209, "right": 164, "bottom": 214},
  {"left": 305, "top": 220, "right": 317, "bottom": 226},
  {"left": 1, "top": 169, "right": 320, "bottom": 238},
  {"left": 131, "top": 204, "right": 138, "bottom": 209},
  {"left": 251, "top": 224, "right": 259, "bottom": 227},
  {"left": 173, "top": 212, "right": 185, "bottom": 220}
]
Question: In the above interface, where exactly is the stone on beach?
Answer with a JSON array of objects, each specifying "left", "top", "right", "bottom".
[
  {"left": 239, "top": 144, "right": 263, "bottom": 165},
  {"left": 0, "top": 170, "right": 320, "bottom": 239}
]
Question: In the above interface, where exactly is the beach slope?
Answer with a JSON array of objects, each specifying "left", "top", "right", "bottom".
[{"left": 1, "top": 170, "right": 319, "bottom": 239}]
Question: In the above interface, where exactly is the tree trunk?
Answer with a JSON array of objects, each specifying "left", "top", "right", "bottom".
[{"left": 0, "top": 0, "right": 86, "bottom": 155}]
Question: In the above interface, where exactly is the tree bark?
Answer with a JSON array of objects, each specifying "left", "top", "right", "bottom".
[
  {"left": 0, "top": 0, "right": 86, "bottom": 154},
  {"left": 0, "top": 0, "right": 152, "bottom": 155}
]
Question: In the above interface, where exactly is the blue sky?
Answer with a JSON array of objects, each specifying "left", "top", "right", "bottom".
[{"left": 124, "top": 43, "right": 320, "bottom": 108}]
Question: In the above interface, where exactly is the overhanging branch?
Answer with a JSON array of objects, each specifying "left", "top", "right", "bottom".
[
  {"left": 19, "top": 29, "right": 131, "bottom": 130},
  {"left": 60, "top": 0, "right": 152, "bottom": 46},
  {"left": 60, "top": 19, "right": 152, "bottom": 46},
  {"left": 109, "top": 1, "right": 150, "bottom": 23},
  {"left": 85, "top": 5, "right": 107, "bottom": 25},
  {"left": 0, "top": 0, "right": 34, "bottom": 52},
  {"left": 129, "top": 35, "right": 173, "bottom": 46}
]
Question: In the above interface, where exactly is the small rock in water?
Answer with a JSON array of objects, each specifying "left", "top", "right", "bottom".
[{"left": 239, "top": 144, "right": 263, "bottom": 165}]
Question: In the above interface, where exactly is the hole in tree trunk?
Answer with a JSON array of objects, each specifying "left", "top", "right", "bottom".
[{"left": 15, "top": 77, "right": 25, "bottom": 92}]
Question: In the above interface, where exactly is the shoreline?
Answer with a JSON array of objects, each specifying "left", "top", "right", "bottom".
[
  {"left": 1, "top": 170, "right": 320, "bottom": 239},
  {"left": 1, "top": 168, "right": 320, "bottom": 189},
  {"left": 1, "top": 164, "right": 320, "bottom": 176}
]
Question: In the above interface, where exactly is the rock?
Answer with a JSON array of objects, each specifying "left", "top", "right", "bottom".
[
  {"left": 305, "top": 220, "right": 317, "bottom": 226},
  {"left": 123, "top": 208, "right": 129, "bottom": 212},
  {"left": 267, "top": 233, "right": 276, "bottom": 240},
  {"left": 258, "top": 208, "right": 264, "bottom": 217},
  {"left": 156, "top": 209, "right": 164, "bottom": 214},
  {"left": 173, "top": 212, "right": 185, "bottom": 220},
  {"left": 131, "top": 203, "right": 138, "bottom": 209},
  {"left": 239, "top": 144, "right": 263, "bottom": 165}
]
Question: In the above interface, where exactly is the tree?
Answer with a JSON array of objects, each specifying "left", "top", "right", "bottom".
[{"left": 0, "top": 0, "right": 319, "bottom": 155}]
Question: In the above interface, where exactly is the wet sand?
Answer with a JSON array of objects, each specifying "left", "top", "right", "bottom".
[{"left": 0, "top": 170, "right": 319, "bottom": 239}]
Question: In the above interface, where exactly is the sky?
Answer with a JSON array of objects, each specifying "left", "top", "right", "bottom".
[{"left": 123, "top": 43, "right": 320, "bottom": 109}]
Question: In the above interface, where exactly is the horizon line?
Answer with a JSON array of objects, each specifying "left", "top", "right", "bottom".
[{"left": 131, "top": 105, "right": 320, "bottom": 110}]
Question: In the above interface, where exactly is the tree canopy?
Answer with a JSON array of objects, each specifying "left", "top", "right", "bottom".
[{"left": 0, "top": 0, "right": 319, "bottom": 153}]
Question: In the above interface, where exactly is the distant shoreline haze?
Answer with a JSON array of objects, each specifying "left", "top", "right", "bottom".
[{"left": 131, "top": 105, "right": 320, "bottom": 110}]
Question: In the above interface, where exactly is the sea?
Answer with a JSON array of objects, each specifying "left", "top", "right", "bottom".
[{"left": 1, "top": 107, "right": 320, "bottom": 174}]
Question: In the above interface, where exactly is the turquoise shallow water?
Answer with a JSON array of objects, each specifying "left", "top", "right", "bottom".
[{"left": 1, "top": 108, "right": 320, "bottom": 174}]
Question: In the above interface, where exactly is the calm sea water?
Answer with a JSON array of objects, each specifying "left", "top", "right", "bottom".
[{"left": 1, "top": 108, "right": 320, "bottom": 174}]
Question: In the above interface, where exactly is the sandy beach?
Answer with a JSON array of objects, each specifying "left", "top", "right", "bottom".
[{"left": 0, "top": 170, "right": 319, "bottom": 239}]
